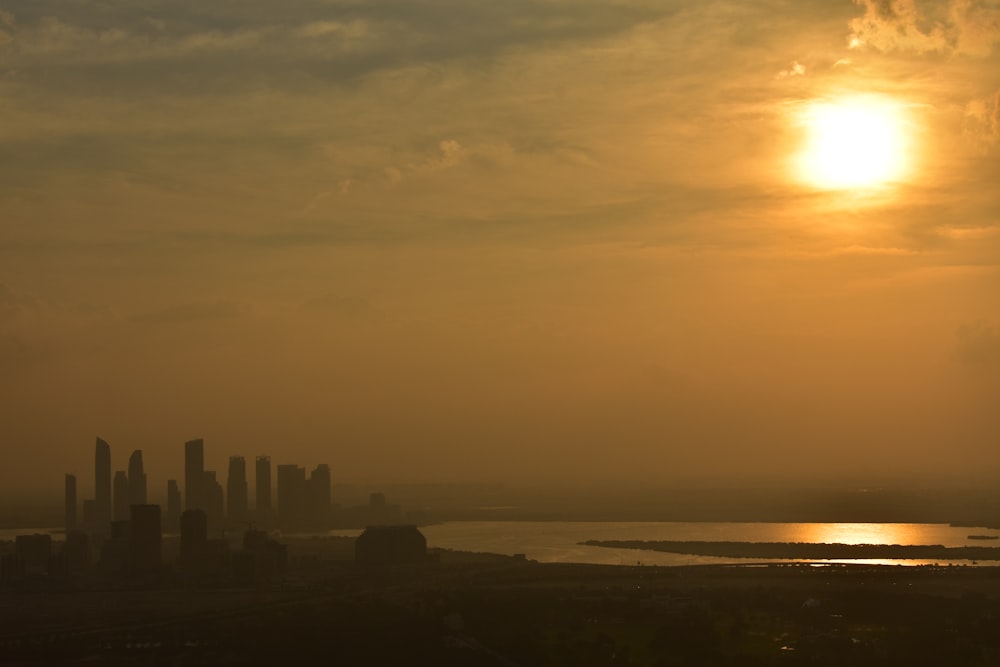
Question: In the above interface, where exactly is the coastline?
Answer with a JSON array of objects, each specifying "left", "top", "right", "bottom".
[{"left": 583, "top": 539, "right": 1000, "bottom": 562}]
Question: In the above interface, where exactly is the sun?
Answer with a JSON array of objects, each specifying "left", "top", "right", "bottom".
[{"left": 794, "top": 96, "right": 912, "bottom": 190}]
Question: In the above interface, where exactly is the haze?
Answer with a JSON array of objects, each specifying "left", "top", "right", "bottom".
[{"left": 1, "top": 0, "right": 998, "bottom": 503}]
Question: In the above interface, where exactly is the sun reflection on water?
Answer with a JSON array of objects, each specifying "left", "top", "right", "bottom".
[{"left": 798, "top": 523, "right": 918, "bottom": 546}]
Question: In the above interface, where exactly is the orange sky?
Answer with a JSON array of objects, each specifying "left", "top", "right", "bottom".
[{"left": 1, "top": 0, "right": 998, "bottom": 500}]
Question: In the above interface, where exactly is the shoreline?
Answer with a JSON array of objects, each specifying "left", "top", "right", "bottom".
[{"left": 583, "top": 539, "right": 1000, "bottom": 561}]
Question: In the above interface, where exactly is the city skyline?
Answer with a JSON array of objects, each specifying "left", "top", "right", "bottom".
[{"left": 65, "top": 436, "right": 333, "bottom": 535}]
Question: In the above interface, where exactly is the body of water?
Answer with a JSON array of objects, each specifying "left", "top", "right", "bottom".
[{"left": 337, "top": 521, "right": 1000, "bottom": 567}]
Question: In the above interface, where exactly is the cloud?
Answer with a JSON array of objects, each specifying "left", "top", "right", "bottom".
[
  {"left": 0, "top": 1, "right": 674, "bottom": 95},
  {"left": 955, "top": 320, "right": 1000, "bottom": 367},
  {"left": 299, "top": 20, "right": 369, "bottom": 40},
  {"left": 849, "top": 0, "right": 1000, "bottom": 55},
  {"left": 775, "top": 60, "right": 805, "bottom": 79},
  {"left": 965, "top": 89, "right": 1000, "bottom": 146},
  {"left": 382, "top": 139, "right": 468, "bottom": 185},
  {"left": 936, "top": 225, "right": 1000, "bottom": 240}
]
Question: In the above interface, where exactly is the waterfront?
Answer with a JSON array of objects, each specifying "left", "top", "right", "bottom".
[{"left": 339, "top": 521, "right": 1000, "bottom": 567}]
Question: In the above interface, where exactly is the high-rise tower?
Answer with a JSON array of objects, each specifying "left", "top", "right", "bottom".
[
  {"left": 310, "top": 464, "right": 331, "bottom": 529},
  {"left": 184, "top": 439, "right": 205, "bottom": 511},
  {"left": 127, "top": 449, "right": 147, "bottom": 506},
  {"left": 277, "top": 464, "right": 307, "bottom": 531},
  {"left": 255, "top": 455, "right": 272, "bottom": 525},
  {"left": 113, "top": 471, "right": 129, "bottom": 521},
  {"left": 166, "top": 479, "right": 181, "bottom": 533},
  {"left": 64, "top": 473, "right": 77, "bottom": 532},
  {"left": 94, "top": 437, "right": 112, "bottom": 535},
  {"left": 227, "top": 456, "right": 249, "bottom": 528}
]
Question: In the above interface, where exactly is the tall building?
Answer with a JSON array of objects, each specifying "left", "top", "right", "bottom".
[
  {"left": 310, "top": 464, "right": 332, "bottom": 528},
  {"left": 127, "top": 450, "right": 147, "bottom": 506},
  {"left": 113, "top": 471, "right": 129, "bottom": 521},
  {"left": 94, "top": 437, "right": 112, "bottom": 535},
  {"left": 64, "top": 473, "right": 77, "bottom": 532},
  {"left": 166, "top": 480, "right": 181, "bottom": 533},
  {"left": 81, "top": 499, "right": 97, "bottom": 537},
  {"left": 277, "top": 464, "right": 307, "bottom": 531},
  {"left": 227, "top": 456, "right": 249, "bottom": 528},
  {"left": 255, "top": 456, "right": 272, "bottom": 525},
  {"left": 184, "top": 438, "right": 205, "bottom": 511},
  {"left": 204, "top": 471, "right": 225, "bottom": 532},
  {"left": 129, "top": 504, "right": 162, "bottom": 570}
]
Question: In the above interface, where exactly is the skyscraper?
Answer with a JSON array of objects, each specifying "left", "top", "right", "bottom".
[
  {"left": 113, "top": 471, "right": 129, "bottom": 521},
  {"left": 310, "top": 464, "right": 332, "bottom": 529},
  {"left": 277, "top": 464, "right": 307, "bottom": 531},
  {"left": 94, "top": 437, "right": 112, "bottom": 535},
  {"left": 166, "top": 480, "right": 181, "bottom": 533},
  {"left": 255, "top": 455, "right": 272, "bottom": 525},
  {"left": 184, "top": 438, "right": 205, "bottom": 511},
  {"left": 227, "top": 456, "right": 249, "bottom": 528},
  {"left": 127, "top": 450, "right": 147, "bottom": 506},
  {"left": 64, "top": 473, "right": 77, "bottom": 532},
  {"left": 204, "top": 470, "right": 225, "bottom": 532}
]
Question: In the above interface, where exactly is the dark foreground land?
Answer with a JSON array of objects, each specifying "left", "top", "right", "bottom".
[{"left": 2, "top": 548, "right": 1000, "bottom": 666}]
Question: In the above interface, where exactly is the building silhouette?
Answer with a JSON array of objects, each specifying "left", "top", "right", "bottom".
[
  {"left": 94, "top": 437, "right": 112, "bottom": 536},
  {"left": 113, "top": 471, "right": 129, "bottom": 521},
  {"left": 277, "top": 464, "right": 308, "bottom": 531},
  {"left": 100, "top": 519, "right": 130, "bottom": 573},
  {"left": 310, "top": 464, "right": 332, "bottom": 527},
  {"left": 184, "top": 438, "right": 205, "bottom": 512},
  {"left": 81, "top": 499, "right": 97, "bottom": 537},
  {"left": 227, "top": 456, "right": 249, "bottom": 529},
  {"left": 235, "top": 529, "right": 288, "bottom": 584},
  {"left": 127, "top": 449, "right": 147, "bottom": 506},
  {"left": 274, "top": 463, "right": 333, "bottom": 532},
  {"left": 255, "top": 455, "right": 272, "bottom": 527},
  {"left": 129, "top": 504, "right": 162, "bottom": 571},
  {"left": 166, "top": 479, "right": 181, "bottom": 533},
  {"left": 204, "top": 471, "right": 224, "bottom": 532},
  {"left": 64, "top": 473, "right": 77, "bottom": 532}
]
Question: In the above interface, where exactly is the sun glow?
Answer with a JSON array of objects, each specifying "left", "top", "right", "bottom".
[
  {"left": 800, "top": 523, "right": 918, "bottom": 546},
  {"left": 795, "top": 96, "right": 912, "bottom": 190}
]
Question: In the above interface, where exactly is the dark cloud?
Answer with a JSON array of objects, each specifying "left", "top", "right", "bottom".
[
  {"left": 0, "top": 0, "right": 679, "bottom": 94},
  {"left": 849, "top": 0, "right": 1000, "bottom": 55}
]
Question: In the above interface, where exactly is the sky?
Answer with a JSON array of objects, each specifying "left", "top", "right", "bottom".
[{"left": 1, "top": 0, "right": 998, "bottom": 501}]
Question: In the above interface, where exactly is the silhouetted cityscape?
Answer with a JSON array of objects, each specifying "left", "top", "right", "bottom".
[{"left": 1, "top": 437, "right": 419, "bottom": 588}]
